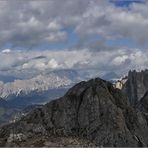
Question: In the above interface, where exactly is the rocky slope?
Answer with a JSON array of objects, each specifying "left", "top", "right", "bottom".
[
  {"left": 0, "top": 99, "right": 20, "bottom": 125},
  {"left": 0, "top": 78, "right": 147, "bottom": 147},
  {"left": 0, "top": 88, "right": 68, "bottom": 125},
  {"left": 137, "top": 91, "right": 148, "bottom": 113}
]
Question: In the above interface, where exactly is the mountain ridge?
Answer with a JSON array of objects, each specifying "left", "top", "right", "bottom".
[
  {"left": 0, "top": 78, "right": 147, "bottom": 147},
  {"left": 0, "top": 73, "right": 72, "bottom": 99}
]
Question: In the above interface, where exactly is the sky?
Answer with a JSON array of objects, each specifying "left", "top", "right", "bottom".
[{"left": 0, "top": 0, "right": 148, "bottom": 78}]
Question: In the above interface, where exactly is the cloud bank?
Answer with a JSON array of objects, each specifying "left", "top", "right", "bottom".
[
  {"left": 0, "top": 0, "right": 148, "bottom": 77},
  {"left": 0, "top": 48, "right": 148, "bottom": 78},
  {"left": 0, "top": 0, "right": 148, "bottom": 48}
]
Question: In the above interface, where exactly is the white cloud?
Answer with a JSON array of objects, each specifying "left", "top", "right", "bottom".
[
  {"left": 0, "top": 0, "right": 148, "bottom": 77},
  {"left": 9, "top": 49, "right": 92, "bottom": 74},
  {"left": 112, "top": 55, "right": 129, "bottom": 66},
  {"left": 75, "top": 1, "right": 148, "bottom": 44},
  {"left": 0, "top": 0, "right": 148, "bottom": 47},
  {"left": 48, "top": 59, "right": 58, "bottom": 69},
  {"left": 0, "top": 48, "right": 148, "bottom": 77},
  {"left": 2, "top": 49, "right": 11, "bottom": 53},
  {"left": 47, "top": 21, "right": 62, "bottom": 31}
]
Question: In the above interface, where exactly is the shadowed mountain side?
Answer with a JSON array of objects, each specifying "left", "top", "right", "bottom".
[{"left": 0, "top": 78, "right": 148, "bottom": 147}]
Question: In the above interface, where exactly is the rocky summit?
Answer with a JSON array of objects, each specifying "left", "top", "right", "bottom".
[
  {"left": 121, "top": 69, "right": 148, "bottom": 106},
  {"left": 0, "top": 78, "right": 148, "bottom": 147}
]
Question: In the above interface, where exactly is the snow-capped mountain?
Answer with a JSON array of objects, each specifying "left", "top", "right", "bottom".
[
  {"left": 0, "top": 73, "right": 72, "bottom": 99},
  {"left": 0, "top": 69, "right": 100, "bottom": 99}
]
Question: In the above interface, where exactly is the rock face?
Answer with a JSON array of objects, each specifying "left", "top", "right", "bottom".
[
  {"left": 114, "top": 77, "right": 128, "bottom": 90},
  {"left": 115, "top": 70, "right": 148, "bottom": 106},
  {"left": 0, "top": 78, "right": 148, "bottom": 147},
  {"left": 137, "top": 91, "right": 148, "bottom": 113}
]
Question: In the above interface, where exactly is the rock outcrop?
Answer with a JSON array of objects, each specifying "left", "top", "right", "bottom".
[
  {"left": 0, "top": 78, "right": 148, "bottom": 147},
  {"left": 114, "top": 77, "right": 128, "bottom": 90},
  {"left": 115, "top": 70, "right": 148, "bottom": 106},
  {"left": 137, "top": 90, "right": 148, "bottom": 113}
]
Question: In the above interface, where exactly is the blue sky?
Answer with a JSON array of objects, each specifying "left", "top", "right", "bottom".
[{"left": 110, "top": 0, "right": 145, "bottom": 7}]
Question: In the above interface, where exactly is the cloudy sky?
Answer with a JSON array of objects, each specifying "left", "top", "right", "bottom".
[{"left": 0, "top": 0, "right": 148, "bottom": 78}]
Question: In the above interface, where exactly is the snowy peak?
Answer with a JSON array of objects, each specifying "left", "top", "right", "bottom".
[{"left": 0, "top": 73, "right": 72, "bottom": 99}]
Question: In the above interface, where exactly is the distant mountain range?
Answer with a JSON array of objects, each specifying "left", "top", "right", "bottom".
[
  {"left": 0, "top": 69, "right": 97, "bottom": 99},
  {"left": 0, "top": 73, "right": 72, "bottom": 99},
  {"left": 0, "top": 69, "right": 119, "bottom": 100}
]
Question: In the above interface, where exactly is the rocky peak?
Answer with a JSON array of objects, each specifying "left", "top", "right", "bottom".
[
  {"left": 0, "top": 78, "right": 148, "bottom": 147},
  {"left": 116, "top": 69, "right": 148, "bottom": 106},
  {"left": 114, "top": 77, "right": 128, "bottom": 89}
]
